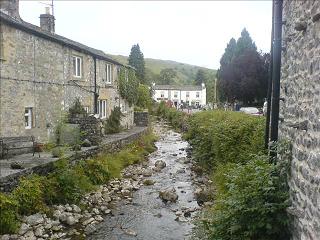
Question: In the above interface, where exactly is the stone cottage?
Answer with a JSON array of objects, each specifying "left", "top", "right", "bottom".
[
  {"left": 279, "top": 1, "right": 319, "bottom": 239},
  {"left": 0, "top": 0, "right": 134, "bottom": 142}
]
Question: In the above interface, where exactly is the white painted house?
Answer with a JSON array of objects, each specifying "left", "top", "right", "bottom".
[{"left": 152, "top": 83, "right": 206, "bottom": 107}]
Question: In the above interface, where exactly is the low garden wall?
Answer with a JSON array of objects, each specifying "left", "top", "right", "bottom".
[{"left": 0, "top": 127, "right": 148, "bottom": 192}]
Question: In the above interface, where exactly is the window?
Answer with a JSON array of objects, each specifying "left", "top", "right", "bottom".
[
  {"left": 84, "top": 106, "right": 89, "bottom": 113},
  {"left": 97, "top": 100, "right": 107, "bottom": 119},
  {"left": 186, "top": 92, "right": 190, "bottom": 98},
  {"left": 174, "top": 91, "right": 178, "bottom": 98},
  {"left": 196, "top": 92, "right": 200, "bottom": 98},
  {"left": 24, "top": 108, "right": 33, "bottom": 129},
  {"left": 120, "top": 102, "right": 127, "bottom": 113},
  {"left": 106, "top": 64, "right": 113, "bottom": 83},
  {"left": 72, "top": 56, "right": 82, "bottom": 77},
  {"left": 160, "top": 91, "right": 165, "bottom": 98}
]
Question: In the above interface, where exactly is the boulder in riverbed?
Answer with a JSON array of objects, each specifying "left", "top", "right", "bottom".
[
  {"left": 154, "top": 160, "right": 166, "bottom": 170},
  {"left": 159, "top": 188, "right": 178, "bottom": 203}
]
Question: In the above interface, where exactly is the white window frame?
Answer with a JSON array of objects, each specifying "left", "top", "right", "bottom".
[
  {"left": 196, "top": 92, "right": 200, "bottom": 98},
  {"left": 72, "top": 56, "right": 82, "bottom": 78},
  {"left": 106, "top": 64, "right": 113, "bottom": 84},
  {"left": 84, "top": 106, "right": 89, "bottom": 113},
  {"left": 97, "top": 100, "right": 107, "bottom": 119},
  {"left": 186, "top": 92, "right": 190, "bottom": 98},
  {"left": 24, "top": 107, "right": 33, "bottom": 129},
  {"left": 174, "top": 91, "right": 178, "bottom": 98},
  {"left": 160, "top": 91, "right": 165, "bottom": 98}
]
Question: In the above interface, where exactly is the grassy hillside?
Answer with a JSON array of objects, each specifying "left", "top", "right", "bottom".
[{"left": 107, "top": 54, "right": 216, "bottom": 86}]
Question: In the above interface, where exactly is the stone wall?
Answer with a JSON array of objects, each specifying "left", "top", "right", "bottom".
[
  {"left": 279, "top": 1, "right": 320, "bottom": 239},
  {"left": 69, "top": 116, "right": 103, "bottom": 145},
  {"left": 0, "top": 17, "right": 134, "bottom": 142},
  {"left": 134, "top": 112, "right": 149, "bottom": 127},
  {"left": 0, "top": 127, "right": 148, "bottom": 192}
]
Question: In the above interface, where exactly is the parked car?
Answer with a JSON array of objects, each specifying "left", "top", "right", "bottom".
[{"left": 239, "top": 107, "right": 262, "bottom": 116}]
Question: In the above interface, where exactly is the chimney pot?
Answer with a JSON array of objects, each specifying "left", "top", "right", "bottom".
[{"left": 45, "top": 6, "right": 50, "bottom": 14}]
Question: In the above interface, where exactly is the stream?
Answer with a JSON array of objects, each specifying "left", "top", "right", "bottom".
[{"left": 88, "top": 122, "right": 200, "bottom": 240}]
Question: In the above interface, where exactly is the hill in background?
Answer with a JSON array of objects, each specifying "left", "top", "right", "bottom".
[{"left": 107, "top": 54, "right": 217, "bottom": 86}]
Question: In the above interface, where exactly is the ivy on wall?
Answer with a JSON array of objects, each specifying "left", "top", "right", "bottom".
[{"left": 118, "top": 67, "right": 139, "bottom": 106}]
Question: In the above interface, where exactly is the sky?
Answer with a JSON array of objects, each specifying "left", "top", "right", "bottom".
[{"left": 19, "top": 1, "right": 272, "bottom": 69}]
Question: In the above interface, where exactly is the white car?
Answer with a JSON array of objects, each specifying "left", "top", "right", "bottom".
[{"left": 240, "top": 107, "right": 262, "bottom": 116}]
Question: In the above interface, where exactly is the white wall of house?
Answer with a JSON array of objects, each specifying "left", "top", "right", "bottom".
[{"left": 153, "top": 83, "right": 206, "bottom": 107}]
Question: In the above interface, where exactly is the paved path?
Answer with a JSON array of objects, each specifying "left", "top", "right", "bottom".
[{"left": 0, "top": 127, "right": 147, "bottom": 179}]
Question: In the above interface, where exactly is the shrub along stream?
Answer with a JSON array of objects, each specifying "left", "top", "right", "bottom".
[
  {"left": 0, "top": 130, "right": 157, "bottom": 234},
  {"left": 155, "top": 103, "right": 291, "bottom": 240}
]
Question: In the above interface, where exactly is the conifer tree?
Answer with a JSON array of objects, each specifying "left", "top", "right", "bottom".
[{"left": 128, "top": 44, "right": 146, "bottom": 84}]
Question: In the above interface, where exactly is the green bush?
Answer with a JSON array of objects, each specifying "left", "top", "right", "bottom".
[
  {"left": 12, "top": 175, "right": 47, "bottom": 215},
  {"left": 204, "top": 156, "right": 291, "bottom": 240},
  {"left": 0, "top": 193, "right": 19, "bottom": 234},
  {"left": 51, "top": 146, "right": 66, "bottom": 158},
  {"left": 136, "top": 84, "right": 153, "bottom": 111},
  {"left": 49, "top": 166, "right": 94, "bottom": 204},
  {"left": 105, "top": 106, "right": 124, "bottom": 134},
  {"left": 83, "top": 159, "right": 111, "bottom": 185},
  {"left": 154, "top": 102, "right": 189, "bottom": 131},
  {"left": 185, "top": 110, "right": 265, "bottom": 169}
]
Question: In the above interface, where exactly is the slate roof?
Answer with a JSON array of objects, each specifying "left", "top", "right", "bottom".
[
  {"left": 0, "top": 12, "right": 130, "bottom": 67},
  {"left": 154, "top": 85, "right": 204, "bottom": 91}
]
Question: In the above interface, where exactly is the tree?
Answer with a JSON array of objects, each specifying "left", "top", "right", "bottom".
[
  {"left": 128, "top": 44, "right": 146, "bottom": 84},
  {"left": 136, "top": 84, "right": 153, "bottom": 110},
  {"left": 217, "top": 29, "right": 269, "bottom": 104},
  {"left": 195, "top": 69, "right": 208, "bottom": 85},
  {"left": 158, "top": 68, "right": 177, "bottom": 85}
]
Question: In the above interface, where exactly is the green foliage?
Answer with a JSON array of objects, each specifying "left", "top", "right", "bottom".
[
  {"left": 185, "top": 111, "right": 265, "bottom": 169},
  {"left": 154, "top": 102, "right": 189, "bottom": 131},
  {"left": 118, "top": 67, "right": 139, "bottom": 106},
  {"left": 108, "top": 54, "right": 216, "bottom": 86},
  {"left": 12, "top": 175, "right": 47, "bottom": 215},
  {"left": 0, "top": 193, "right": 19, "bottom": 234},
  {"left": 105, "top": 106, "right": 124, "bottom": 134},
  {"left": 217, "top": 28, "right": 269, "bottom": 104},
  {"left": 51, "top": 146, "right": 66, "bottom": 158},
  {"left": 136, "top": 84, "right": 153, "bottom": 110},
  {"left": 82, "top": 159, "right": 111, "bottom": 185},
  {"left": 128, "top": 44, "right": 146, "bottom": 84},
  {"left": 204, "top": 156, "right": 291, "bottom": 240},
  {"left": 195, "top": 69, "right": 208, "bottom": 85},
  {"left": 0, "top": 131, "right": 157, "bottom": 235},
  {"left": 157, "top": 68, "right": 177, "bottom": 85},
  {"left": 68, "top": 97, "right": 87, "bottom": 118},
  {"left": 49, "top": 165, "right": 94, "bottom": 204}
]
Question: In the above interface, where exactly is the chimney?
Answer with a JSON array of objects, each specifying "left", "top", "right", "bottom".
[
  {"left": 0, "top": 0, "right": 20, "bottom": 19},
  {"left": 40, "top": 7, "right": 55, "bottom": 33}
]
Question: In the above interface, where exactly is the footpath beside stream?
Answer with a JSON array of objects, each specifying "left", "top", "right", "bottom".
[{"left": 88, "top": 121, "right": 202, "bottom": 240}]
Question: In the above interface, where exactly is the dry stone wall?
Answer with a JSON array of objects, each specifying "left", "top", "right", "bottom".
[{"left": 279, "top": 1, "right": 320, "bottom": 239}]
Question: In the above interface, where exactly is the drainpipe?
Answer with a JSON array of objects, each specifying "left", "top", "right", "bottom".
[
  {"left": 270, "top": 0, "right": 283, "bottom": 153},
  {"left": 265, "top": 1, "right": 275, "bottom": 149},
  {"left": 94, "top": 57, "right": 98, "bottom": 114}
]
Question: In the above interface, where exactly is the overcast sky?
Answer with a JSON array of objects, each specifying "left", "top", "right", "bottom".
[{"left": 19, "top": 1, "right": 272, "bottom": 69}]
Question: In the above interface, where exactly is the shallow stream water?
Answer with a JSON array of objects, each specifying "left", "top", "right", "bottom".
[{"left": 88, "top": 122, "right": 199, "bottom": 240}]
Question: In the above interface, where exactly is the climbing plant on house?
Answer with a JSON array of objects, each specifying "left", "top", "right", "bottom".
[{"left": 118, "top": 67, "right": 139, "bottom": 106}]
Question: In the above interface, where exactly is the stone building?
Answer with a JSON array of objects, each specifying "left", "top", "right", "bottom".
[
  {"left": 0, "top": 0, "right": 134, "bottom": 142},
  {"left": 279, "top": 1, "right": 320, "bottom": 239},
  {"left": 152, "top": 83, "right": 206, "bottom": 108}
]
